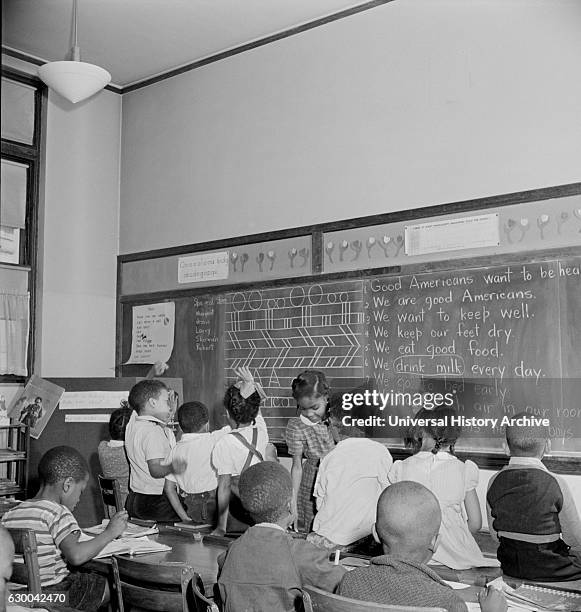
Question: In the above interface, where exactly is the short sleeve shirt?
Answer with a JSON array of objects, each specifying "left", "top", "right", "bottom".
[
  {"left": 212, "top": 415, "right": 269, "bottom": 477},
  {"left": 125, "top": 415, "right": 176, "bottom": 494},
  {"left": 285, "top": 417, "right": 335, "bottom": 462},
  {"left": 1, "top": 500, "right": 80, "bottom": 586},
  {"left": 166, "top": 427, "right": 231, "bottom": 493}
]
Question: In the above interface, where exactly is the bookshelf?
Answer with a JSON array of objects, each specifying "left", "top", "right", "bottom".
[{"left": 0, "top": 424, "right": 29, "bottom": 515}]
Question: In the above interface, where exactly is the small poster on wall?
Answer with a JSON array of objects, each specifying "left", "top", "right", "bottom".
[
  {"left": 8, "top": 375, "right": 65, "bottom": 439},
  {"left": 125, "top": 302, "right": 175, "bottom": 364}
]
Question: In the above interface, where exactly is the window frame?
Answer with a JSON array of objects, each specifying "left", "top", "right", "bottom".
[{"left": 1, "top": 67, "right": 47, "bottom": 382}]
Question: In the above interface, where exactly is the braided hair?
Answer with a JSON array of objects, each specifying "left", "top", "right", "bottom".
[
  {"left": 411, "top": 407, "right": 461, "bottom": 455},
  {"left": 224, "top": 385, "right": 261, "bottom": 425}
]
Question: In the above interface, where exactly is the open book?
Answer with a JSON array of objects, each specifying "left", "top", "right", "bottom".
[
  {"left": 79, "top": 533, "right": 171, "bottom": 559},
  {"left": 83, "top": 520, "right": 158, "bottom": 538}
]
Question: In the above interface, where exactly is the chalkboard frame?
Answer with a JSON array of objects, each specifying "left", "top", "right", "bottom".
[{"left": 117, "top": 183, "right": 581, "bottom": 474}]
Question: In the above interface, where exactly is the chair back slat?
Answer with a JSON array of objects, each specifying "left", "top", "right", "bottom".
[
  {"left": 7, "top": 528, "right": 42, "bottom": 595},
  {"left": 111, "top": 556, "right": 197, "bottom": 612},
  {"left": 303, "top": 586, "right": 447, "bottom": 612},
  {"left": 98, "top": 474, "right": 123, "bottom": 517},
  {"left": 191, "top": 572, "right": 220, "bottom": 612}
]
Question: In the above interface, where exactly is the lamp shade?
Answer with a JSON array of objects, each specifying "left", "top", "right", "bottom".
[{"left": 38, "top": 60, "right": 111, "bottom": 103}]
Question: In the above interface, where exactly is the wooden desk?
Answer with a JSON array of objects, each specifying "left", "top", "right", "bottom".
[{"left": 86, "top": 530, "right": 227, "bottom": 592}]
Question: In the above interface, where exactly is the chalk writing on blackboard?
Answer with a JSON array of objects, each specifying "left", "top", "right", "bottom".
[{"left": 223, "top": 282, "right": 366, "bottom": 436}]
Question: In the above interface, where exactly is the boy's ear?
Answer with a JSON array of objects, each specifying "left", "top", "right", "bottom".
[
  {"left": 428, "top": 532, "right": 440, "bottom": 554},
  {"left": 62, "top": 476, "right": 74, "bottom": 492},
  {"left": 372, "top": 523, "right": 380, "bottom": 544}
]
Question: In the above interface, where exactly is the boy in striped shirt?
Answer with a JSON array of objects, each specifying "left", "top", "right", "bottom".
[{"left": 1, "top": 446, "right": 127, "bottom": 610}]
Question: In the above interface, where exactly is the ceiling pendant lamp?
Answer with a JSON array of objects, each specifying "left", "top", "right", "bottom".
[{"left": 38, "top": 0, "right": 111, "bottom": 103}]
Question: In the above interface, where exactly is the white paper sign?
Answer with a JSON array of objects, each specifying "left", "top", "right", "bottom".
[
  {"left": 126, "top": 302, "right": 175, "bottom": 364},
  {"left": 65, "top": 413, "right": 112, "bottom": 423},
  {"left": 405, "top": 213, "right": 499, "bottom": 256},
  {"left": 59, "top": 391, "right": 129, "bottom": 410},
  {"left": 178, "top": 251, "right": 229, "bottom": 284}
]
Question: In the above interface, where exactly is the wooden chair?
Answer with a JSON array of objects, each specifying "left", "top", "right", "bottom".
[
  {"left": 111, "top": 556, "right": 214, "bottom": 612},
  {"left": 7, "top": 527, "right": 42, "bottom": 596},
  {"left": 191, "top": 572, "right": 220, "bottom": 612},
  {"left": 302, "top": 586, "right": 446, "bottom": 612},
  {"left": 98, "top": 474, "right": 123, "bottom": 517}
]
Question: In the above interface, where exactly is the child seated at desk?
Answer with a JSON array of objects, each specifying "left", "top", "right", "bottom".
[
  {"left": 388, "top": 407, "right": 498, "bottom": 570},
  {"left": 339, "top": 482, "right": 506, "bottom": 612},
  {"left": 124, "top": 379, "right": 186, "bottom": 522},
  {"left": 487, "top": 414, "right": 581, "bottom": 581},
  {"left": 163, "top": 400, "right": 231, "bottom": 525},
  {"left": 0, "top": 446, "right": 128, "bottom": 610},
  {"left": 217, "top": 461, "right": 346, "bottom": 612}
]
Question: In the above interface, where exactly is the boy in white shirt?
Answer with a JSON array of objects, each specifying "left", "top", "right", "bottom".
[
  {"left": 308, "top": 437, "right": 392, "bottom": 550},
  {"left": 125, "top": 379, "right": 186, "bottom": 522},
  {"left": 164, "top": 401, "right": 231, "bottom": 525}
]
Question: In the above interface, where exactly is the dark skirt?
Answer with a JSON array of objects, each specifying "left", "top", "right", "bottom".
[{"left": 297, "top": 459, "right": 318, "bottom": 533}]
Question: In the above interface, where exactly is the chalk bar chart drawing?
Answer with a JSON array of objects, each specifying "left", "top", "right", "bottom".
[{"left": 224, "top": 281, "right": 365, "bottom": 438}]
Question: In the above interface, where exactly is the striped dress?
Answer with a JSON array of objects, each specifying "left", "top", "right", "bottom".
[{"left": 1, "top": 499, "right": 80, "bottom": 586}]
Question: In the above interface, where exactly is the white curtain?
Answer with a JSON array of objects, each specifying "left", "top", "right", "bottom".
[{"left": 0, "top": 290, "right": 29, "bottom": 376}]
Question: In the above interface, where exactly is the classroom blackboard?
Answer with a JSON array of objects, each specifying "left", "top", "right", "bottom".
[{"left": 119, "top": 250, "right": 581, "bottom": 459}]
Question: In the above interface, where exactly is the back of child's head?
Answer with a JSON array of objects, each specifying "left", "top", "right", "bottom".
[
  {"left": 376, "top": 481, "right": 441, "bottom": 553},
  {"left": 108, "top": 406, "right": 133, "bottom": 440},
  {"left": 38, "top": 446, "right": 88, "bottom": 485},
  {"left": 128, "top": 379, "right": 168, "bottom": 414},
  {"left": 239, "top": 462, "right": 292, "bottom": 523},
  {"left": 178, "top": 401, "right": 209, "bottom": 433},
  {"left": 291, "top": 370, "right": 329, "bottom": 401},
  {"left": 410, "top": 406, "right": 461, "bottom": 455},
  {"left": 224, "top": 385, "right": 260, "bottom": 425},
  {"left": 505, "top": 412, "right": 549, "bottom": 457}
]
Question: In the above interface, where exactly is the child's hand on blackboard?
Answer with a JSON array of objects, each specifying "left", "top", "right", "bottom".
[
  {"left": 234, "top": 366, "right": 267, "bottom": 400},
  {"left": 146, "top": 361, "right": 169, "bottom": 379},
  {"left": 168, "top": 389, "right": 179, "bottom": 414}
]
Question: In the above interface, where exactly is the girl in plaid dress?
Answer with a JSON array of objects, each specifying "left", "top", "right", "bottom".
[{"left": 285, "top": 371, "right": 336, "bottom": 533}]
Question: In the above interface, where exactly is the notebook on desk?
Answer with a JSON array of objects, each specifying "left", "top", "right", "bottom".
[
  {"left": 506, "top": 583, "right": 581, "bottom": 612},
  {"left": 79, "top": 533, "right": 171, "bottom": 558},
  {"left": 488, "top": 577, "right": 581, "bottom": 612},
  {"left": 172, "top": 521, "right": 212, "bottom": 531},
  {"left": 84, "top": 520, "right": 158, "bottom": 538}
]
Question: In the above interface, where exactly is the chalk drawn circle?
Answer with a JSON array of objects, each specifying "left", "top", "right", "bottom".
[
  {"left": 248, "top": 291, "right": 263, "bottom": 310},
  {"left": 340, "top": 292, "right": 348, "bottom": 303},
  {"left": 267, "top": 298, "right": 277, "bottom": 310},
  {"left": 327, "top": 292, "right": 337, "bottom": 304},
  {"left": 289, "top": 286, "right": 305, "bottom": 307},
  {"left": 308, "top": 285, "right": 323, "bottom": 305},
  {"left": 275, "top": 297, "right": 285, "bottom": 309},
  {"left": 231, "top": 293, "right": 246, "bottom": 311}
]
